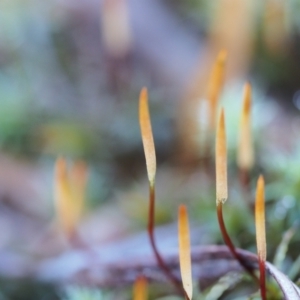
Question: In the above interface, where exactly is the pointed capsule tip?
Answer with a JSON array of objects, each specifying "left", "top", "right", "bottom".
[
  {"left": 258, "top": 174, "right": 264, "bottom": 185},
  {"left": 243, "top": 83, "right": 252, "bottom": 113},
  {"left": 218, "top": 49, "right": 227, "bottom": 63},
  {"left": 140, "top": 87, "right": 148, "bottom": 99},
  {"left": 139, "top": 87, "right": 156, "bottom": 184},
  {"left": 178, "top": 204, "right": 193, "bottom": 300},
  {"left": 179, "top": 204, "right": 186, "bottom": 214},
  {"left": 220, "top": 108, "right": 225, "bottom": 123}
]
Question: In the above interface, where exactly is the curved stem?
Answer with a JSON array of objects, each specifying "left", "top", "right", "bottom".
[
  {"left": 217, "top": 203, "right": 258, "bottom": 282},
  {"left": 148, "top": 184, "right": 186, "bottom": 296}
]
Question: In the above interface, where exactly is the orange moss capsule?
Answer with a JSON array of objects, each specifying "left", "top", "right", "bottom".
[
  {"left": 255, "top": 175, "right": 266, "bottom": 261},
  {"left": 178, "top": 205, "right": 193, "bottom": 299},
  {"left": 216, "top": 108, "right": 228, "bottom": 204},
  {"left": 255, "top": 175, "right": 267, "bottom": 300},
  {"left": 139, "top": 87, "right": 156, "bottom": 187},
  {"left": 208, "top": 50, "right": 227, "bottom": 131},
  {"left": 54, "top": 157, "right": 88, "bottom": 236},
  {"left": 133, "top": 276, "right": 148, "bottom": 300},
  {"left": 237, "top": 83, "right": 254, "bottom": 171}
]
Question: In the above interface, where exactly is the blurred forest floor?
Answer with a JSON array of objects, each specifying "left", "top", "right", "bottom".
[{"left": 0, "top": 0, "right": 300, "bottom": 299}]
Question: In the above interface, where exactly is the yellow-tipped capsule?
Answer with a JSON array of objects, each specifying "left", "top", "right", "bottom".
[
  {"left": 54, "top": 157, "right": 88, "bottom": 236},
  {"left": 70, "top": 160, "right": 88, "bottom": 229},
  {"left": 255, "top": 175, "right": 267, "bottom": 299},
  {"left": 255, "top": 175, "right": 266, "bottom": 262},
  {"left": 208, "top": 50, "right": 227, "bottom": 130},
  {"left": 139, "top": 88, "right": 156, "bottom": 187},
  {"left": 133, "top": 276, "right": 148, "bottom": 300},
  {"left": 54, "top": 157, "right": 73, "bottom": 235},
  {"left": 216, "top": 108, "right": 228, "bottom": 204},
  {"left": 178, "top": 205, "right": 193, "bottom": 299},
  {"left": 237, "top": 83, "right": 254, "bottom": 171}
]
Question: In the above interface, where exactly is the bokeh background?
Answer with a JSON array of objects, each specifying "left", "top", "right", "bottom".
[{"left": 1, "top": 0, "right": 300, "bottom": 299}]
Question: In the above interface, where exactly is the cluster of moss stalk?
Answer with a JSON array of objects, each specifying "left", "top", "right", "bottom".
[
  {"left": 137, "top": 52, "right": 267, "bottom": 300},
  {"left": 53, "top": 52, "right": 270, "bottom": 299}
]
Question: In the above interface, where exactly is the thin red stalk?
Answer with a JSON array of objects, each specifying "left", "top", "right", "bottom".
[
  {"left": 239, "top": 169, "right": 250, "bottom": 190},
  {"left": 148, "top": 184, "right": 186, "bottom": 296},
  {"left": 217, "top": 203, "right": 258, "bottom": 282},
  {"left": 259, "top": 258, "right": 267, "bottom": 300}
]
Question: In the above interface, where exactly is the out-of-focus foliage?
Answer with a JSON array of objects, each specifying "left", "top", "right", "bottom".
[
  {"left": 0, "top": 0, "right": 300, "bottom": 299},
  {"left": 62, "top": 287, "right": 110, "bottom": 300}
]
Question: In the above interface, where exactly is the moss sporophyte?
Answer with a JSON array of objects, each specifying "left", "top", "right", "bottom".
[
  {"left": 53, "top": 52, "right": 300, "bottom": 299},
  {"left": 137, "top": 76, "right": 271, "bottom": 298}
]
